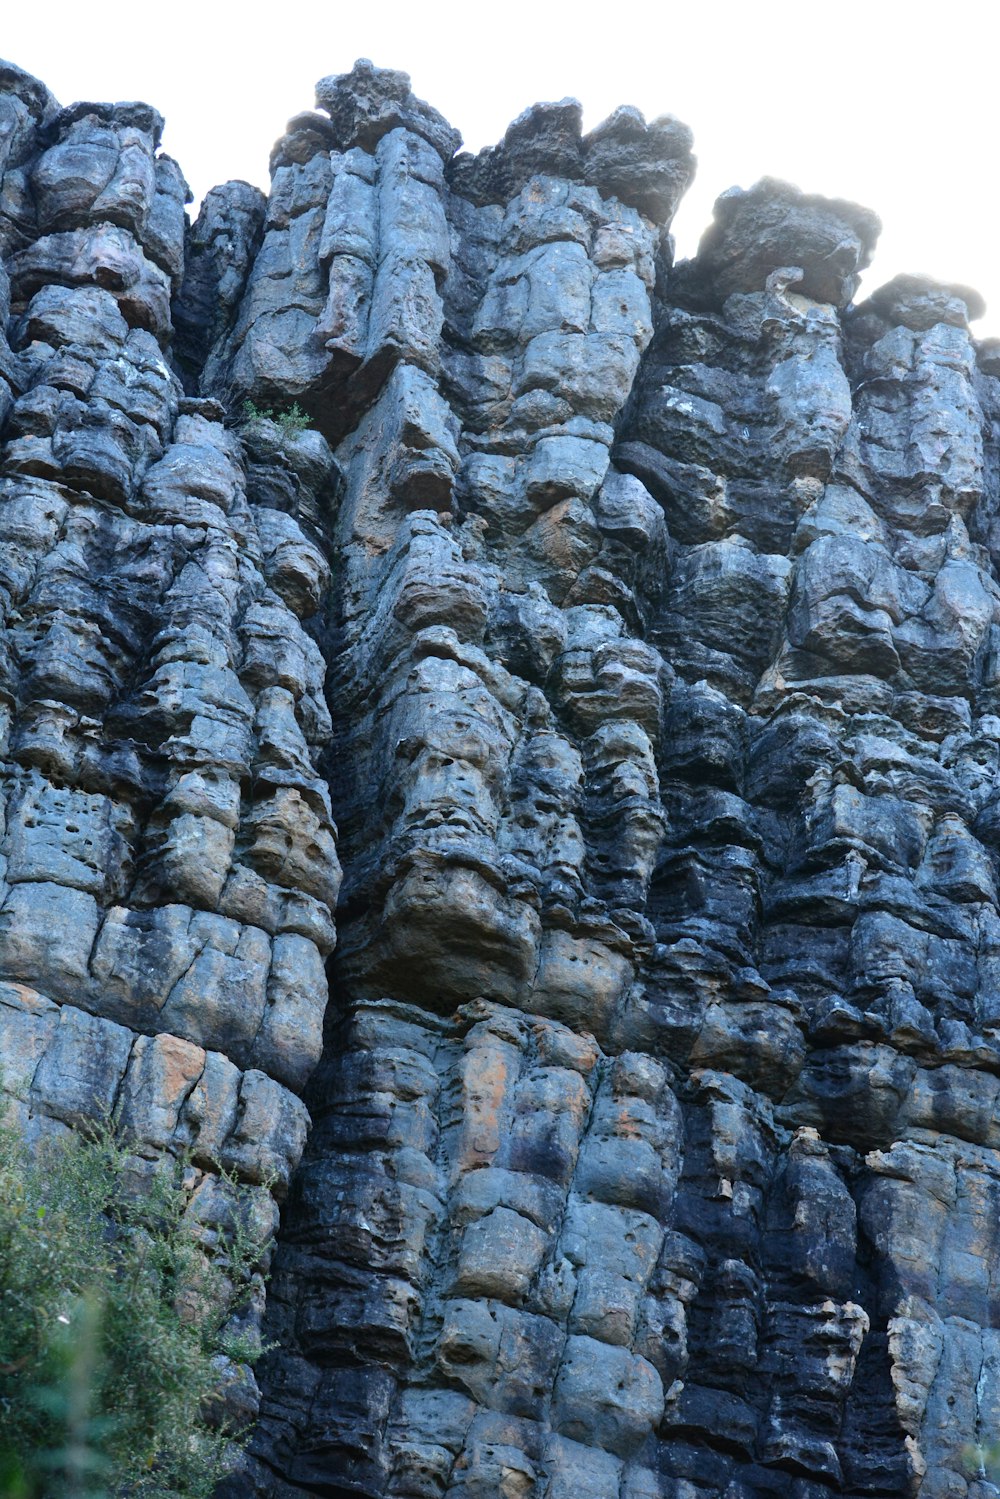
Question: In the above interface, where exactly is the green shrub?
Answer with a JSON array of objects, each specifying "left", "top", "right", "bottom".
[
  {"left": 241, "top": 399, "right": 311, "bottom": 434},
  {"left": 0, "top": 1118, "right": 268, "bottom": 1498}
]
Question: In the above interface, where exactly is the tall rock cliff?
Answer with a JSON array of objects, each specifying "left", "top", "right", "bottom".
[{"left": 2, "top": 53, "right": 1000, "bottom": 1499}]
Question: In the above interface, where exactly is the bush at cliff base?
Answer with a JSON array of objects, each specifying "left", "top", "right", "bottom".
[{"left": 0, "top": 1117, "right": 261, "bottom": 1498}]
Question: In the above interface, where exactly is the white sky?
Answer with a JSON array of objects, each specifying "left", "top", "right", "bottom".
[{"left": 5, "top": 0, "right": 999, "bottom": 333}]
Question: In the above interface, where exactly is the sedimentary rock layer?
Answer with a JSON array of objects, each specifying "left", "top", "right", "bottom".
[
  {"left": 3, "top": 52, "right": 1000, "bottom": 1498},
  {"left": 0, "top": 58, "right": 341, "bottom": 1420}
]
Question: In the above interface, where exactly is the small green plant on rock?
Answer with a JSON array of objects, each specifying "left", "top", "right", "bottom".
[
  {"left": 241, "top": 399, "right": 312, "bottom": 434},
  {"left": 964, "top": 1441, "right": 1000, "bottom": 1484},
  {"left": 0, "top": 1117, "right": 269, "bottom": 1498}
]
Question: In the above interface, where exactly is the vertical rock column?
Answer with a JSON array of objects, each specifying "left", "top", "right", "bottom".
[
  {"left": 0, "top": 58, "right": 342, "bottom": 1424},
  {"left": 221, "top": 63, "right": 704, "bottom": 1497},
  {"left": 617, "top": 181, "right": 1000, "bottom": 1495}
]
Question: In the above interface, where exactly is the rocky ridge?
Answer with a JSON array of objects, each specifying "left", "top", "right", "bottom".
[{"left": 2, "top": 52, "right": 1000, "bottom": 1499}]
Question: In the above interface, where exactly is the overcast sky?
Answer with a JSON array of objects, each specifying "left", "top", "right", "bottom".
[{"left": 5, "top": 0, "right": 998, "bottom": 333}]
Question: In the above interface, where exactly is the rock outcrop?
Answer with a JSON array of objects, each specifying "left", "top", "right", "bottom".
[{"left": 3, "top": 52, "right": 1000, "bottom": 1499}]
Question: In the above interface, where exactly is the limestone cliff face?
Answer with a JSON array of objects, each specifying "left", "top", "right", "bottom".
[{"left": 2, "top": 54, "right": 1000, "bottom": 1499}]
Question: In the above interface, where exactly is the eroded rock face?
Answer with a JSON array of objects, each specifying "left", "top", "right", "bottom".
[
  {"left": 4, "top": 51, "right": 1000, "bottom": 1499},
  {"left": 0, "top": 57, "right": 340, "bottom": 1424}
]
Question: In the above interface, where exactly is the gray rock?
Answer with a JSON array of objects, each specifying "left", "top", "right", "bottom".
[{"left": 6, "top": 51, "right": 1000, "bottom": 1499}]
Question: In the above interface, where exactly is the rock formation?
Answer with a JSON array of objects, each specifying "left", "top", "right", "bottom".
[{"left": 3, "top": 52, "right": 1000, "bottom": 1499}]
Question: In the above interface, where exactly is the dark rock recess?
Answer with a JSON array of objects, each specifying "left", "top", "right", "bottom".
[{"left": 2, "top": 50, "right": 1000, "bottom": 1499}]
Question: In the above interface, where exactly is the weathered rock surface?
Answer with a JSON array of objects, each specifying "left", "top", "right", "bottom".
[
  {"left": 4, "top": 51, "right": 1000, "bottom": 1499},
  {"left": 0, "top": 56, "right": 341, "bottom": 1423}
]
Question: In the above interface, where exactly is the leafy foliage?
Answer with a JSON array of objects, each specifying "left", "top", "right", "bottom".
[
  {"left": 241, "top": 399, "right": 312, "bottom": 434},
  {"left": 0, "top": 1118, "right": 268, "bottom": 1498}
]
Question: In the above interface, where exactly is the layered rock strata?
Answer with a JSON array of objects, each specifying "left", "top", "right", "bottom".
[
  {"left": 0, "top": 58, "right": 341, "bottom": 1418},
  {"left": 3, "top": 52, "right": 1000, "bottom": 1499}
]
